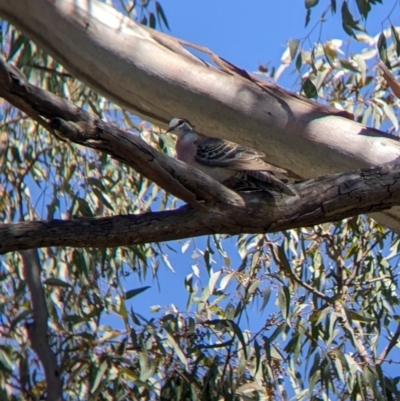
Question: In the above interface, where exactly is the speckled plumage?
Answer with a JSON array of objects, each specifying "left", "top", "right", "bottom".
[{"left": 166, "top": 118, "right": 296, "bottom": 196}]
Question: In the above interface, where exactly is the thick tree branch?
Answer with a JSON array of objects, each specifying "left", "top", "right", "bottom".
[
  {"left": 21, "top": 250, "right": 63, "bottom": 401},
  {"left": 2, "top": 159, "right": 400, "bottom": 254},
  {"left": 2, "top": 0, "right": 400, "bottom": 232}
]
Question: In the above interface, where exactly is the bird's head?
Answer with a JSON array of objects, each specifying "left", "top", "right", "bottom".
[{"left": 165, "top": 118, "right": 194, "bottom": 135}]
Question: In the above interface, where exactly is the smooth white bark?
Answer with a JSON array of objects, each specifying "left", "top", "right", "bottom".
[{"left": 1, "top": 0, "right": 400, "bottom": 230}]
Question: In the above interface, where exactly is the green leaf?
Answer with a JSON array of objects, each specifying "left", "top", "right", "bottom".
[
  {"left": 118, "top": 295, "right": 128, "bottom": 323},
  {"left": 227, "top": 319, "right": 248, "bottom": 360},
  {"left": 341, "top": 2, "right": 366, "bottom": 37},
  {"left": 284, "top": 332, "right": 300, "bottom": 355},
  {"left": 348, "top": 310, "right": 376, "bottom": 323},
  {"left": 247, "top": 279, "right": 261, "bottom": 296},
  {"left": 288, "top": 39, "right": 300, "bottom": 61},
  {"left": 90, "top": 360, "right": 108, "bottom": 393},
  {"left": 203, "top": 249, "right": 212, "bottom": 272},
  {"left": 63, "top": 315, "right": 85, "bottom": 324},
  {"left": 164, "top": 331, "right": 188, "bottom": 370},
  {"left": 92, "top": 187, "right": 114, "bottom": 211},
  {"left": 208, "top": 270, "right": 221, "bottom": 294},
  {"left": 305, "top": 0, "right": 319, "bottom": 9},
  {"left": 296, "top": 52, "right": 302, "bottom": 71},
  {"left": 277, "top": 244, "right": 292, "bottom": 275},
  {"left": 149, "top": 12, "right": 156, "bottom": 29},
  {"left": 309, "top": 352, "right": 321, "bottom": 378},
  {"left": 87, "top": 177, "right": 107, "bottom": 192},
  {"left": 377, "top": 32, "right": 390, "bottom": 68},
  {"left": 333, "top": 355, "right": 344, "bottom": 382},
  {"left": 339, "top": 59, "right": 359, "bottom": 73},
  {"left": 315, "top": 306, "right": 334, "bottom": 326},
  {"left": 0, "top": 349, "right": 13, "bottom": 373},
  {"left": 305, "top": 9, "right": 312, "bottom": 27},
  {"left": 8, "top": 32, "right": 25, "bottom": 61},
  {"left": 219, "top": 272, "right": 234, "bottom": 291},
  {"left": 18, "top": 40, "right": 32, "bottom": 70},
  {"left": 77, "top": 197, "right": 93, "bottom": 217},
  {"left": 391, "top": 25, "right": 400, "bottom": 57},
  {"left": 323, "top": 45, "right": 336, "bottom": 69},
  {"left": 10, "top": 146, "right": 22, "bottom": 164},
  {"left": 117, "top": 337, "right": 127, "bottom": 355},
  {"left": 355, "top": 0, "right": 371, "bottom": 19},
  {"left": 341, "top": 2, "right": 354, "bottom": 36},
  {"left": 302, "top": 78, "right": 318, "bottom": 99},
  {"left": 72, "top": 249, "right": 89, "bottom": 278},
  {"left": 254, "top": 339, "right": 261, "bottom": 375},
  {"left": 155, "top": 2, "right": 170, "bottom": 30},
  {"left": 199, "top": 283, "right": 211, "bottom": 304},
  {"left": 259, "top": 287, "right": 271, "bottom": 312},
  {"left": 124, "top": 286, "right": 151, "bottom": 300},
  {"left": 120, "top": 367, "right": 139, "bottom": 381},
  {"left": 44, "top": 278, "right": 71, "bottom": 288},
  {"left": 278, "top": 286, "right": 290, "bottom": 321},
  {"left": 139, "top": 351, "right": 154, "bottom": 381},
  {"left": 181, "top": 239, "right": 191, "bottom": 253},
  {"left": 354, "top": 54, "right": 367, "bottom": 85},
  {"left": 376, "top": 99, "right": 399, "bottom": 131}
]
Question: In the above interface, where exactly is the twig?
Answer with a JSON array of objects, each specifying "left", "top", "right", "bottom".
[{"left": 376, "top": 322, "right": 400, "bottom": 366}]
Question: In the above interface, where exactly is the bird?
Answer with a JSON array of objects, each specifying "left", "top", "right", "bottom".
[{"left": 165, "top": 118, "right": 296, "bottom": 196}]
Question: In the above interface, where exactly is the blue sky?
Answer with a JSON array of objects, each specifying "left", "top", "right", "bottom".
[
  {"left": 162, "top": 0, "right": 316, "bottom": 72},
  {"left": 160, "top": 0, "right": 393, "bottom": 85}
]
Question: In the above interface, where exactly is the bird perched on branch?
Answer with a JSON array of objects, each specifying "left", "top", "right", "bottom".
[{"left": 165, "top": 118, "right": 296, "bottom": 196}]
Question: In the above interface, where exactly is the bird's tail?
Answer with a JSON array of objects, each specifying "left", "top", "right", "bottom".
[{"left": 225, "top": 171, "right": 297, "bottom": 196}]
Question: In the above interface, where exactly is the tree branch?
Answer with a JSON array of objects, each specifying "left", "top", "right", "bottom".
[
  {"left": 2, "top": 159, "right": 400, "bottom": 254},
  {"left": 376, "top": 322, "right": 400, "bottom": 365},
  {"left": 21, "top": 250, "right": 63, "bottom": 401},
  {"left": 2, "top": 0, "right": 400, "bottom": 231}
]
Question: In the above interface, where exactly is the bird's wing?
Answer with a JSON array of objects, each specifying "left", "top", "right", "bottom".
[
  {"left": 222, "top": 171, "right": 296, "bottom": 196},
  {"left": 195, "top": 137, "right": 287, "bottom": 173}
]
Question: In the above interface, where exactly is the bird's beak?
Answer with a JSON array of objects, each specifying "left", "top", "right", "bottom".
[{"left": 165, "top": 126, "right": 176, "bottom": 134}]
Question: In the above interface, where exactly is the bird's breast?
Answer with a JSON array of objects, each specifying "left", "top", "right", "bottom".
[{"left": 175, "top": 132, "right": 197, "bottom": 164}]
